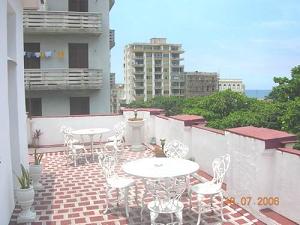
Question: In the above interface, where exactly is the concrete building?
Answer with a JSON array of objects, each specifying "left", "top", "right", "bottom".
[
  {"left": 0, "top": 0, "right": 28, "bottom": 224},
  {"left": 184, "top": 71, "right": 219, "bottom": 97},
  {"left": 124, "top": 38, "right": 184, "bottom": 103},
  {"left": 24, "top": 0, "right": 115, "bottom": 116},
  {"left": 111, "top": 83, "right": 125, "bottom": 113},
  {"left": 219, "top": 79, "right": 245, "bottom": 93}
]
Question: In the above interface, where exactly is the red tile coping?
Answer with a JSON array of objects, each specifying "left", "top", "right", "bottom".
[
  {"left": 260, "top": 208, "right": 298, "bottom": 225},
  {"left": 226, "top": 126, "right": 297, "bottom": 149},
  {"left": 121, "top": 108, "right": 165, "bottom": 115},
  {"left": 170, "top": 114, "right": 206, "bottom": 126},
  {"left": 277, "top": 147, "right": 300, "bottom": 157},
  {"left": 193, "top": 124, "right": 225, "bottom": 135}
]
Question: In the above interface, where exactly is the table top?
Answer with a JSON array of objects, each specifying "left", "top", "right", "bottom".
[
  {"left": 122, "top": 157, "right": 199, "bottom": 178},
  {"left": 72, "top": 128, "right": 110, "bottom": 135}
]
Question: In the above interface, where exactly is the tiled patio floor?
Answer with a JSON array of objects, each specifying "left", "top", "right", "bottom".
[{"left": 10, "top": 146, "right": 265, "bottom": 225}]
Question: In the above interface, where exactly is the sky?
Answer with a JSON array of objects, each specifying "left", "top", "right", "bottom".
[{"left": 110, "top": 0, "right": 300, "bottom": 90}]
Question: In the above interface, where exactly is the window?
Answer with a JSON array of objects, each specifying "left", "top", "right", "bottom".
[
  {"left": 146, "top": 53, "right": 152, "bottom": 57},
  {"left": 26, "top": 98, "right": 42, "bottom": 116},
  {"left": 70, "top": 97, "right": 90, "bottom": 115},
  {"left": 163, "top": 53, "right": 169, "bottom": 58},
  {"left": 69, "top": 0, "right": 88, "bottom": 12},
  {"left": 164, "top": 90, "right": 169, "bottom": 94},
  {"left": 24, "top": 43, "right": 40, "bottom": 69},
  {"left": 69, "top": 43, "right": 88, "bottom": 68}
]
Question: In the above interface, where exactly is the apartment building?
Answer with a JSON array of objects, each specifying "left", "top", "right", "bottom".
[
  {"left": 184, "top": 72, "right": 219, "bottom": 97},
  {"left": 124, "top": 38, "right": 184, "bottom": 103},
  {"left": 1, "top": 0, "right": 28, "bottom": 224},
  {"left": 23, "top": 0, "right": 115, "bottom": 116},
  {"left": 219, "top": 79, "right": 245, "bottom": 93}
]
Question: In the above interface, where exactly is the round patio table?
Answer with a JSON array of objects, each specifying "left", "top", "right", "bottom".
[
  {"left": 122, "top": 157, "right": 199, "bottom": 178},
  {"left": 122, "top": 157, "right": 199, "bottom": 219},
  {"left": 72, "top": 128, "right": 110, "bottom": 160}
]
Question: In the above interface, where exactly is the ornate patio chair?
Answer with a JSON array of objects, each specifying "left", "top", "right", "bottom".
[
  {"left": 107, "top": 121, "right": 126, "bottom": 148},
  {"left": 164, "top": 140, "right": 189, "bottom": 159},
  {"left": 98, "top": 153, "right": 137, "bottom": 218},
  {"left": 189, "top": 154, "right": 230, "bottom": 225},
  {"left": 142, "top": 176, "right": 188, "bottom": 225},
  {"left": 65, "top": 133, "right": 88, "bottom": 166}
]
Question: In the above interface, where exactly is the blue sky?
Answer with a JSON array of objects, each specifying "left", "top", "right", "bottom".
[{"left": 110, "top": 0, "right": 300, "bottom": 89}]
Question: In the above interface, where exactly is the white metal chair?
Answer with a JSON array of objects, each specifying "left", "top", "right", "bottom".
[
  {"left": 142, "top": 176, "right": 188, "bottom": 225},
  {"left": 107, "top": 121, "right": 126, "bottom": 148},
  {"left": 65, "top": 133, "right": 88, "bottom": 166},
  {"left": 164, "top": 140, "right": 189, "bottom": 159},
  {"left": 190, "top": 154, "right": 230, "bottom": 225},
  {"left": 98, "top": 153, "right": 137, "bottom": 218}
]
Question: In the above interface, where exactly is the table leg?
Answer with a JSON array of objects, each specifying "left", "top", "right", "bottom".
[{"left": 90, "top": 134, "right": 94, "bottom": 161}]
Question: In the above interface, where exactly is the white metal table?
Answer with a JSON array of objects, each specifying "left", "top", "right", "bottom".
[
  {"left": 122, "top": 157, "right": 199, "bottom": 222},
  {"left": 72, "top": 128, "right": 110, "bottom": 160},
  {"left": 122, "top": 157, "right": 199, "bottom": 178}
]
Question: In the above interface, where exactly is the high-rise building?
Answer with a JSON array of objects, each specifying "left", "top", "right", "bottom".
[
  {"left": 219, "top": 79, "right": 245, "bottom": 93},
  {"left": 23, "top": 0, "right": 115, "bottom": 116},
  {"left": 184, "top": 72, "right": 219, "bottom": 97},
  {"left": 124, "top": 38, "right": 184, "bottom": 103}
]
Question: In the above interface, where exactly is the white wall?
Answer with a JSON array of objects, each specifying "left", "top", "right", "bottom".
[
  {"left": 0, "top": 0, "right": 28, "bottom": 224},
  {"left": 31, "top": 115, "right": 124, "bottom": 145}
]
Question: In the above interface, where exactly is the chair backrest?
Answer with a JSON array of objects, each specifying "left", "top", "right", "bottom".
[
  {"left": 98, "top": 154, "right": 117, "bottom": 180},
  {"left": 211, "top": 154, "right": 230, "bottom": 188},
  {"left": 146, "top": 176, "right": 187, "bottom": 210},
  {"left": 164, "top": 140, "right": 189, "bottom": 159}
]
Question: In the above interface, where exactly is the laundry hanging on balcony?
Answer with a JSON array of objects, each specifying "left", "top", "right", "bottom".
[
  {"left": 24, "top": 51, "right": 55, "bottom": 59},
  {"left": 56, "top": 51, "right": 64, "bottom": 58}
]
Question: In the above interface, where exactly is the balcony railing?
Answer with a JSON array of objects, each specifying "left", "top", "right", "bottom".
[
  {"left": 24, "top": 68, "right": 103, "bottom": 90},
  {"left": 23, "top": 10, "right": 102, "bottom": 35}
]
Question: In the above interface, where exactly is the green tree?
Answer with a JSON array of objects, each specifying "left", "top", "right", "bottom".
[{"left": 268, "top": 65, "right": 300, "bottom": 101}]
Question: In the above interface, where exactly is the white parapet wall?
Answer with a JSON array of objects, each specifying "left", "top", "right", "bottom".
[{"left": 30, "top": 114, "right": 124, "bottom": 146}]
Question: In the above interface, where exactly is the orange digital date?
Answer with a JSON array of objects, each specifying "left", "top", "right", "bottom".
[{"left": 225, "top": 196, "right": 279, "bottom": 206}]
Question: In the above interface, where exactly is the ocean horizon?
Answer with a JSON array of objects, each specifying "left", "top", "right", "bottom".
[{"left": 245, "top": 90, "right": 271, "bottom": 99}]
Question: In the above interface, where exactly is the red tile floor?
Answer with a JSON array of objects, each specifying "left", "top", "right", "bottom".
[{"left": 10, "top": 146, "right": 265, "bottom": 225}]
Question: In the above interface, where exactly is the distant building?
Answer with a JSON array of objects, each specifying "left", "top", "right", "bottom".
[
  {"left": 184, "top": 72, "right": 219, "bottom": 97},
  {"left": 111, "top": 84, "right": 125, "bottom": 113},
  {"left": 219, "top": 79, "right": 245, "bottom": 93},
  {"left": 124, "top": 38, "right": 184, "bottom": 103},
  {"left": 23, "top": 0, "right": 115, "bottom": 116}
]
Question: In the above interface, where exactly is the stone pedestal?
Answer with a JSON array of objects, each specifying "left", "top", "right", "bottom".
[{"left": 127, "top": 119, "right": 145, "bottom": 151}]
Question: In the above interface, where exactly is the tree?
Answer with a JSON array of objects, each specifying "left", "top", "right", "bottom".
[{"left": 268, "top": 65, "right": 300, "bottom": 101}]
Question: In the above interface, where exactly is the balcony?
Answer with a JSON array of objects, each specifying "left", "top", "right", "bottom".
[
  {"left": 24, "top": 68, "right": 103, "bottom": 90},
  {"left": 109, "top": 29, "right": 115, "bottom": 49},
  {"left": 23, "top": 10, "right": 102, "bottom": 35}
]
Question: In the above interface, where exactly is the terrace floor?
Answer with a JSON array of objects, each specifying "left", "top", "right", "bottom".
[{"left": 10, "top": 146, "right": 265, "bottom": 225}]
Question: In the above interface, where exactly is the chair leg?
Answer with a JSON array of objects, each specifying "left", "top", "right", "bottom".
[
  {"left": 116, "top": 188, "right": 120, "bottom": 206},
  {"left": 135, "top": 184, "right": 138, "bottom": 206},
  {"left": 104, "top": 187, "right": 110, "bottom": 214},
  {"left": 140, "top": 181, "right": 148, "bottom": 218},
  {"left": 220, "top": 192, "right": 225, "bottom": 221},
  {"left": 150, "top": 211, "right": 158, "bottom": 225},
  {"left": 175, "top": 210, "right": 183, "bottom": 225},
  {"left": 197, "top": 195, "right": 203, "bottom": 225},
  {"left": 124, "top": 187, "right": 130, "bottom": 218}
]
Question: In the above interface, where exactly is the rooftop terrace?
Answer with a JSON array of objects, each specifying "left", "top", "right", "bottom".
[{"left": 10, "top": 109, "right": 300, "bottom": 225}]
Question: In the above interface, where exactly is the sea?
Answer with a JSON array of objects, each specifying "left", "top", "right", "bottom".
[{"left": 245, "top": 90, "right": 272, "bottom": 99}]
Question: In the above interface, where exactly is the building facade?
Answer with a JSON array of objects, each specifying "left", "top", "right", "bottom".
[
  {"left": 124, "top": 38, "right": 184, "bottom": 103},
  {"left": 24, "top": 0, "right": 115, "bottom": 116},
  {"left": 219, "top": 79, "right": 245, "bottom": 93},
  {"left": 184, "top": 71, "right": 219, "bottom": 97},
  {"left": 1, "top": 0, "right": 28, "bottom": 224}
]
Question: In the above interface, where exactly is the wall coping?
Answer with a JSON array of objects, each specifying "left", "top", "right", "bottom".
[
  {"left": 121, "top": 108, "right": 165, "bottom": 115},
  {"left": 155, "top": 114, "right": 169, "bottom": 120},
  {"left": 260, "top": 208, "right": 298, "bottom": 225},
  {"left": 170, "top": 114, "right": 206, "bottom": 126},
  {"left": 277, "top": 147, "right": 300, "bottom": 157},
  {"left": 226, "top": 126, "right": 297, "bottom": 149},
  {"left": 192, "top": 124, "right": 225, "bottom": 135},
  {"left": 30, "top": 113, "right": 122, "bottom": 119}
]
